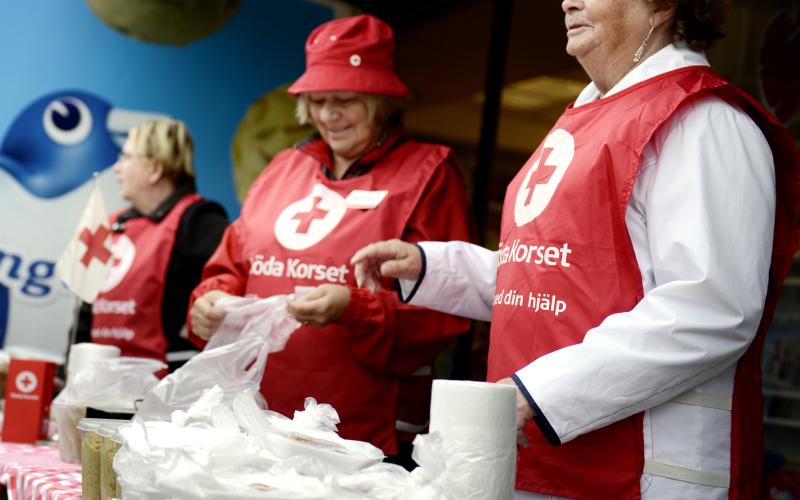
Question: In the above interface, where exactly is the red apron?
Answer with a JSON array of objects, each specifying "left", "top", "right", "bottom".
[
  {"left": 92, "top": 194, "right": 201, "bottom": 362},
  {"left": 238, "top": 141, "right": 453, "bottom": 454},
  {"left": 489, "top": 66, "right": 800, "bottom": 499}
]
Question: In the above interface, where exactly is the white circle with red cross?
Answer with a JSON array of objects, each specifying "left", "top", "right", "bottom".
[
  {"left": 514, "top": 128, "right": 575, "bottom": 227},
  {"left": 15, "top": 370, "right": 38, "bottom": 393},
  {"left": 275, "top": 184, "right": 347, "bottom": 250},
  {"left": 98, "top": 234, "right": 136, "bottom": 293}
]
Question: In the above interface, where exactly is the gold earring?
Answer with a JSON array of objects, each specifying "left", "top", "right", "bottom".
[{"left": 633, "top": 17, "right": 655, "bottom": 64}]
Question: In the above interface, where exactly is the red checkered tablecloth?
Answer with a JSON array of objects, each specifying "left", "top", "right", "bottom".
[{"left": 0, "top": 442, "right": 81, "bottom": 500}]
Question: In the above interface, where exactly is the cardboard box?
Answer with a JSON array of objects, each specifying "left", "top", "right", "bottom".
[{"left": 2, "top": 358, "right": 55, "bottom": 443}]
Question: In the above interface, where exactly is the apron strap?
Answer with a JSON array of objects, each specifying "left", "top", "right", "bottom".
[
  {"left": 670, "top": 390, "right": 732, "bottom": 411},
  {"left": 643, "top": 460, "right": 730, "bottom": 488},
  {"left": 642, "top": 390, "right": 732, "bottom": 488}
]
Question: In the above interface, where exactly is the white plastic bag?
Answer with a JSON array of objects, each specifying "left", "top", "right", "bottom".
[
  {"left": 57, "top": 357, "right": 165, "bottom": 411},
  {"left": 64, "top": 357, "right": 165, "bottom": 411},
  {"left": 258, "top": 398, "right": 385, "bottom": 473},
  {"left": 135, "top": 295, "right": 300, "bottom": 421},
  {"left": 53, "top": 357, "right": 164, "bottom": 463},
  {"left": 329, "top": 463, "right": 415, "bottom": 499},
  {"left": 115, "top": 388, "right": 329, "bottom": 499},
  {"left": 234, "top": 394, "right": 384, "bottom": 474},
  {"left": 330, "top": 462, "right": 452, "bottom": 500},
  {"left": 411, "top": 430, "right": 511, "bottom": 500},
  {"left": 51, "top": 402, "right": 85, "bottom": 463}
]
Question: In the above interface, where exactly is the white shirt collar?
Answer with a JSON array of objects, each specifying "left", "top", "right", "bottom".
[{"left": 573, "top": 43, "right": 710, "bottom": 107}]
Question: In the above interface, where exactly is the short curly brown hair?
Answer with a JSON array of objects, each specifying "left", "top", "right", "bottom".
[{"left": 657, "top": 0, "right": 728, "bottom": 51}]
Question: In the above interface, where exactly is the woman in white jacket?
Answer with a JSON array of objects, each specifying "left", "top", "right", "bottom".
[{"left": 352, "top": 0, "right": 800, "bottom": 498}]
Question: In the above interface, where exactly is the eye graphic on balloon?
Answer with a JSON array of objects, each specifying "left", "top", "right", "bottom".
[
  {"left": 42, "top": 97, "right": 93, "bottom": 146},
  {"left": 0, "top": 90, "right": 169, "bottom": 199}
]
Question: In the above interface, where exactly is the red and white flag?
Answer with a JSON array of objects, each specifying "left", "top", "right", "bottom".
[{"left": 56, "top": 177, "right": 113, "bottom": 303}]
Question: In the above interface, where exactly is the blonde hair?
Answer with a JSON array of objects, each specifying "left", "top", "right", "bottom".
[
  {"left": 127, "top": 118, "right": 195, "bottom": 184},
  {"left": 295, "top": 93, "right": 409, "bottom": 130}
]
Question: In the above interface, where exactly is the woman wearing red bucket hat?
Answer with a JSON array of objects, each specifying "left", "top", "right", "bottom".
[
  {"left": 188, "top": 14, "right": 471, "bottom": 463},
  {"left": 287, "top": 13, "right": 410, "bottom": 97}
]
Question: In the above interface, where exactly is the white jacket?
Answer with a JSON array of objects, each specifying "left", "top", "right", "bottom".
[{"left": 403, "top": 44, "right": 775, "bottom": 499}]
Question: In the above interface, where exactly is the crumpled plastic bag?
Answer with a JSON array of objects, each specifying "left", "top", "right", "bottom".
[
  {"left": 330, "top": 462, "right": 452, "bottom": 500},
  {"left": 115, "top": 387, "right": 331, "bottom": 499},
  {"left": 52, "top": 357, "right": 164, "bottom": 463},
  {"left": 239, "top": 396, "right": 385, "bottom": 474},
  {"left": 56, "top": 356, "right": 165, "bottom": 411},
  {"left": 293, "top": 397, "right": 340, "bottom": 432},
  {"left": 115, "top": 388, "right": 280, "bottom": 497},
  {"left": 135, "top": 295, "right": 300, "bottom": 421},
  {"left": 411, "top": 430, "right": 512, "bottom": 500},
  {"left": 330, "top": 463, "right": 414, "bottom": 499}
]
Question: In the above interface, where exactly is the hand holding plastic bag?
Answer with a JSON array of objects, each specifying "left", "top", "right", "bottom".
[
  {"left": 135, "top": 295, "right": 300, "bottom": 421},
  {"left": 206, "top": 294, "right": 298, "bottom": 352}
]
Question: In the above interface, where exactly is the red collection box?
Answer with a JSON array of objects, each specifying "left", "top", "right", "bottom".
[{"left": 2, "top": 358, "right": 55, "bottom": 443}]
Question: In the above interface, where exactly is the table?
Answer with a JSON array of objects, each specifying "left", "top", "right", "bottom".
[{"left": 0, "top": 442, "right": 81, "bottom": 500}]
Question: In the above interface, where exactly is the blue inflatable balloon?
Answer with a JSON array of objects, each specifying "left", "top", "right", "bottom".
[{"left": 0, "top": 91, "right": 120, "bottom": 198}]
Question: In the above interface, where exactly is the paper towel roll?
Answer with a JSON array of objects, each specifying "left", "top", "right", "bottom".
[
  {"left": 430, "top": 379, "right": 517, "bottom": 434},
  {"left": 66, "top": 343, "right": 120, "bottom": 381},
  {"left": 426, "top": 380, "right": 517, "bottom": 500}
]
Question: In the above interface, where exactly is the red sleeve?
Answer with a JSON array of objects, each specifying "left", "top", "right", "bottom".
[
  {"left": 337, "top": 157, "right": 473, "bottom": 374},
  {"left": 186, "top": 219, "right": 249, "bottom": 348}
]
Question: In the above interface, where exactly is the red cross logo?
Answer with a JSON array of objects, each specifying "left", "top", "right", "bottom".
[
  {"left": 522, "top": 147, "right": 556, "bottom": 206},
  {"left": 15, "top": 370, "right": 38, "bottom": 393},
  {"left": 514, "top": 128, "right": 575, "bottom": 227},
  {"left": 79, "top": 225, "right": 111, "bottom": 267},
  {"left": 292, "top": 197, "right": 330, "bottom": 234}
]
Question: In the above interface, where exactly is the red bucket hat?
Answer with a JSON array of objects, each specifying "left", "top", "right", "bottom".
[{"left": 288, "top": 14, "right": 410, "bottom": 97}]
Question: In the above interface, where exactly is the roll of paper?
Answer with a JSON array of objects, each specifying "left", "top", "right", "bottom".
[
  {"left": 426, "top": 380, "right": 517, "bottom": 500},
  {"left": 66, "top": 343, "right": 120, "bottom": 382}
]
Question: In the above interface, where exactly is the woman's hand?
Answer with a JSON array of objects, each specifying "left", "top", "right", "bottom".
[
  {"left": 350, "top": 239, "right": 422, "bottom": 292},
  {"left": 497, "top": 377, "right": 535, "bottom": 448},
  {"left": 189, "top": 290, "right": 231, "bottom": 340},
  {"left": 287, "top": 284, "right": 350, "bottom": 327}
]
